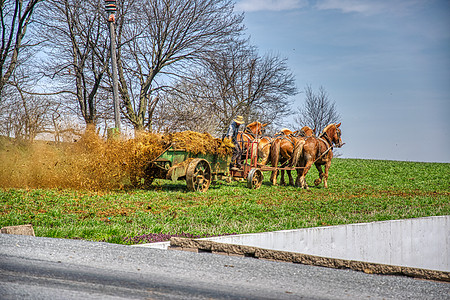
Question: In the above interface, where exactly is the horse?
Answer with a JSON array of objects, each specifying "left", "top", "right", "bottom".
[
  {"left": 245, "top": 121, "right": 268, "bottom": 136},
  {"left": 295, "top": 123, "right": 343, "bottom": 189},
  {"left": 299, "top": 126, "right": 315, "bottom": 137},
  {"left": 257, "top": 127, "right": 291, "bottom": 167},
  {"left": 269, "top": 129, "right": 305, "bottom": 186},
  {"left": 257, "top": 136, "right": 274, "bottom": 166},
  {"left": 235, "top": 121, "right": 268, "bottom": 165}
]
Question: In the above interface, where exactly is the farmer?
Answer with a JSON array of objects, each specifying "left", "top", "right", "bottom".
[{"left": 226, "top": 115, "right": 245, "bottom": 170}]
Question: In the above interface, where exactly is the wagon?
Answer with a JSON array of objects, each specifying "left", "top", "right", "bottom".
[{"left": 132, "top": 140, "right": 264, "bottom": 192}]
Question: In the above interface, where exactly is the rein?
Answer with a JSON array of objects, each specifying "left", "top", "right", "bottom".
[{"left": 237, "top": 131, "right": 256, "bottom": 150}]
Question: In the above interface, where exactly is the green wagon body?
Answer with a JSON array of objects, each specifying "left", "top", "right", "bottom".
[
  {"left": 153, "top": 148, "right": 231, "bottom": 182},
  {"left": 131, "top": 147, "right": 232, "bottom": 192}
]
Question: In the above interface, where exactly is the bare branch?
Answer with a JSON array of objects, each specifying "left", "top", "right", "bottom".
[
  {"left": 116, "top": 0, "right": 245, "bottom": 131},
  {"left": 294, "top": 85, "right": 341, "bottom": 133},
  {"left": 0, "top": 0, "right": 42, "bottom": 97}
]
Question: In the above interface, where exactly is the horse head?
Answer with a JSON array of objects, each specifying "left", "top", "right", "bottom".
[
  {"left": 246, "top": 121, "right": 268, "bottom": 136},
  {"left": 322, "top": 123, "right": 343, "bottom": 147}
]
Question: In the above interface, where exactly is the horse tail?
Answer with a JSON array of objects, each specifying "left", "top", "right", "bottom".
[
  {"left": 270, "top": 139, "right": 281, "bottom": 167},
  {"left": 290, "top": 138, "right": 304, "bottom": 167}
]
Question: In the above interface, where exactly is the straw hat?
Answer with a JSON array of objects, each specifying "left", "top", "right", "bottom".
[{"left": 234, "top": 115, "right": 244, "bottom": 124}]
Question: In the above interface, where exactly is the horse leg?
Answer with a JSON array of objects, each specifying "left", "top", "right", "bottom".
[
  {"left": 287, "top": 170, "right": 294, "bottom": 186},
  {"left": 295, "top": 169, "right": 302, "bottom": 187},
  {"left": 298, "top": 156, "right": 314, "bottom": 189},
  {"left": 292, "top": 139, "right": 305, "bottom": 188},
  {"left": 270, "top": 170, "right": 278, "bottom": 185},
  {"left": 269, "top": 140, "right": 281, "bottom": 186},
  {"left": 295, "top": 157, "right": 305, "bottom": 187},
  {"left": 258, "top": 145, "right": 270, "bottom": 166},
  {"left": 322, "top": 161, "right": 332, "bottom": 188},
  {"left": 280, "top": 170, "right": 286, "bottom": 186},
  {"left": 314, "top": 163, "right": 323, "bottom": 186}
]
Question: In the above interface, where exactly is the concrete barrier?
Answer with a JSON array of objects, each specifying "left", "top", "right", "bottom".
[
  {"left": 201, "top": 216, "right": 449, "bottom": 272},
  {"left": 139, "top": 216, "right": 449, "bottom": 273}
]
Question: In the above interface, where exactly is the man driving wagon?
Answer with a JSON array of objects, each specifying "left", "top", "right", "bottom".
[{"left": 225, "top": 115, "right": 245, "bottom": 171}]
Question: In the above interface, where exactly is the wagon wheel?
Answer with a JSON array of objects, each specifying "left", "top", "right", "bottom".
[
  {"left": 247, "top": 168, "right": 263, "bottom": 189},
  {"left": 186, "top": 158, "right": 212, "bottom": 192}
]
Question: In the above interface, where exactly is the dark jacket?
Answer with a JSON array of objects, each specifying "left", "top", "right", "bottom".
[{"left": 226, "top": 121, "right": 241, "bottom": 142}]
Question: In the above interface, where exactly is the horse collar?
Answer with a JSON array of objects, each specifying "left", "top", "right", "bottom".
[
  {"left": 320, "top": 132, "right": 333, "bottom": 148},
  {"left": 244, "top": 127, "right": 256, "bottom": 138}
]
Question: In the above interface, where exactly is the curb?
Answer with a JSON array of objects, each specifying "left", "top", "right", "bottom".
[{"left": 169, "top": 237, "right": 450, "bottom": 282}]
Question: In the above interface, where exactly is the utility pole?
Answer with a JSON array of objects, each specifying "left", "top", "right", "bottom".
[{"left": 105, "top": 0, "right": 121, "bottom": 135}]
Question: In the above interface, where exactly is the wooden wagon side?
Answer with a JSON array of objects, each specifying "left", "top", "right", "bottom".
[{"left": 133, "top": 147, "right": 231, "bottom": 192}]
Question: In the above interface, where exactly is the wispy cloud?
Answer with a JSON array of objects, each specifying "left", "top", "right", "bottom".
[
  {"left": 235, "top": 0, "right": 426, "bottom": 14},
  {"left": 315, "top": 0, "right": 425, "bottom": 16},
  {"left": 235, "top": 0, "right": 307, "bottom": 12}
]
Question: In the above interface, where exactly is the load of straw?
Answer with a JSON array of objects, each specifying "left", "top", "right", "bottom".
[{"left": 163, "top": 131, "right": 234, "bottom": 157}]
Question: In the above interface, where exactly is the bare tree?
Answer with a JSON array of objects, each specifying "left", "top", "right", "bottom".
[
  {"left": 156, "top": 39, "right": 296, "bottom": 135},
  {"left": 294, "top": 85, "right": 340, "bottom": 134},
  {"left": 114, "top": 0, "right": 245, "bottom": 131},
  {"left": 39, "top": 0, "right": 110, "bottom": 127},
  {"left": 0, "top": 0, "right": 42, "bottom": 100},
  {"left": 206, "top": 42, "right": 296, "bottom": 130},
  {"left": 153, "top": 81, "right": 220, "bottom": 133},
  {"left": 0, "top": 79, "right": 54, "bottom": 141},
  {"left": 0, "top": 84, "right": 17, "bottom": 136}
]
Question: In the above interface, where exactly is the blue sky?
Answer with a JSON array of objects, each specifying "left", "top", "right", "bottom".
[{"left": 234, "top": 0, "right": 450, "bottom": 163}]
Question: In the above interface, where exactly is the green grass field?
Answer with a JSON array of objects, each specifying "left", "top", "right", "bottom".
[{"left": 1, "top": 158, "right": 449, "bottom": 245}]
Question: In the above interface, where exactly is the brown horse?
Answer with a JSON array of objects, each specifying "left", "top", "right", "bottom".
[
  {"left": 236, "top": 121, "right": 268, "bottom": 165},
  {"left": 269, "top": 129, "right": 305, "bottom": 186},
  {"left": 295, "top": 123, "right": 343, "bottom": 189},
  {"left": 257, "top": 136, "right": 274, "bottom": 166},
  {"left": 257, "top": 128, "right": 292, "bottom": 167},
  {"left": 299, "top": 126, "right": 315, "bottom": 137},
  {"left": 245, "top": 121, "right": 268, "bottom": 136}
]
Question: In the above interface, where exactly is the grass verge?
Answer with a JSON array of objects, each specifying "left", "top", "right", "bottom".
[{"left": 1, "top": 158, "right": 449, "bottom": 244}]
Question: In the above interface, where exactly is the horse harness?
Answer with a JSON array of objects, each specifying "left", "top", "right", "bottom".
[
  {"left": 276, "top": 132, "right": 297, "bottom": 147},
  {"left": 260, "top": 136, "right": 274, "bottom": 149},
  {"left": 243, "top": 127, "right": 256, "bottom": 137},
  {"left": 314, "top": 132, "right": 334, "bottom": 163},
  {"left": 237, "top": 131, "right": 257, "bottom": 151},
  {"left": 254, "top": 132, "right": 294, "bottom": 150}
]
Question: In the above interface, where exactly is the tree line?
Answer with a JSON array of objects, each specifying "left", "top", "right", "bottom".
[{"left": 0, "top": 0, "right": 339, "bottom": 141}]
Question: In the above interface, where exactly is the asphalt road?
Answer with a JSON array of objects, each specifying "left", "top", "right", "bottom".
[{"left": 1, "top": 234, "right": 448, "bottom": 299}]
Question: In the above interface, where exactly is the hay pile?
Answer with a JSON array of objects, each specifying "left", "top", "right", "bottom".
[
  {"left": 0, "top": 130, "right": 234, "bottom": 191},
  {"left": 164, "top": 131, "right": 233, "bottom": 157}
]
